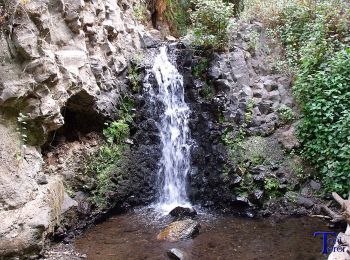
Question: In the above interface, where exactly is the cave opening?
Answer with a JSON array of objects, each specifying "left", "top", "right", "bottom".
[{"left": 42, "top": 90, "right": 106, "bottom": 151}]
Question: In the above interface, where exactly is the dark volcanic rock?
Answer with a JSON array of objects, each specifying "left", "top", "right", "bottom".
[
  {"left": 169, "top": 206, "right": 197, "bottom": 219},
  {"left": 296, "top": 196, "right": 314, "bottom": 209}
]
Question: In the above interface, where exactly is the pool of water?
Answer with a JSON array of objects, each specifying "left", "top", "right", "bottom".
[{"left": 75, "top": 209, "right": 337, "bottom": 260}]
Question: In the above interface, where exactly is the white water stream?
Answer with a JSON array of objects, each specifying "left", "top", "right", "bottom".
[{"left": 144, "top": 46, "right": 192, "bottom": 213}]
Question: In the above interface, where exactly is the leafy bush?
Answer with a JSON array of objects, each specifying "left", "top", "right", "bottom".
[
  {"left": 296, "top": 48, "right": 350, "bottom": 196},
  {"left": 164, "top": 0, "right": 191, "bottom": 36},
  {"left": 103, "top": 120, "right": 129, "bottom": 144},
  {"left": 134, "top": 0, "right": 148, "bottom": 23},
  {"left": 193, "top": 57, "right": 209, "bottom": 78},
  {"left": 243, "top": 0, "right": 350, "bottom": 196},
  {"left": 86, "top": 97, "right": 134, "bottom": 208},
  {"left": 190, "top": 0, "right": 234, "bottom": 49},
  {"left": 87, "top": 119, "right": 130, "bottom": 208},
  {"left": 277, "top": 105, "right": 295, "bottom": 124},
  {"left": 264, "top": 177, "right": 280, "bottom": 197}
]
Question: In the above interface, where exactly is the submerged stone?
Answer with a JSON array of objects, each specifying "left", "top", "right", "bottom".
[
  {"left": 157, "top": 219, "right": 200, "bottom": 242},
  {"left": 167, "top": 248, "right": 187, "bottom": 260}
]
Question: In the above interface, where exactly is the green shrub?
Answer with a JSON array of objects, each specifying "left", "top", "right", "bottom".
[
  {"left": 264, "top": 177, "right": 280, "bottom": 196},
  {"left": 246, "top": 0, "right": 350, "bottom": 196},
  {"left": 134, "top": 0, "right": 148, "bottom": 23},
  {"left": 193, "top": 57, "right": 209, "bottom": 78},
  {"left": 296, "top": 48, "right": 350, "bottom": 196},
  {"left": 87, "top": 119, "right": 130, "bottom": 208},
  {"left": 164, "top": 0, "right": 191, "bottom": 36},
  {"left": 190, "top": 0, "right": 234, "bottom": 49},
  {"left": 199, "top": 83, "right": 214, "bottom": 100},
  {"left": 86, "top": 96, "right": 135, "bottom": 208},
  {"left": 277, "top": 105, "right": 295, "bottom": 124},
  {"left": 103, "top": 120, "right": 129, "bottom": 145}
]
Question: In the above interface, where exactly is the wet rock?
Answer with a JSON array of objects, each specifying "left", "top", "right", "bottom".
[
  {"left": 232, "top": 196, "right": 252, "bottom": 208},
  {"left": 249, "top": 190, "right": 264, "bottom": 205},
  {"left": 169, "top": 206, "right": 197, "bottom": 219},
  {"left": 167, "top": 248, "right": 187, "bottom": 260},
  {"left": 139, "top": 31, "right": 159, "bottom": 48},
  {"left": 157, "top": 219, "right": 200, "bottom": 242},
  {"left": 296, "top": 196, "right": 314, "bottom": 209}
]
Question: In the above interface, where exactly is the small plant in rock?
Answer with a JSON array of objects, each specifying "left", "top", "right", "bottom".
[
  {"left": 128, "top": 64, "right": 142, "bottom": 93},
  {"left": 236, "top": 172, "right": 255, "bottom": 196},
  {"left": 264, "top": 177, "right": 280, "bottom": 197},
  {"left": 199, "top": 83, "right": 214, "bottom": 101},
  {"left": 190, "top": 0, "right": 234, "bottom": 50},
  {"left": 277, "top": 104, "right": 295, "bottom": 124},
  {"left": 244, "top": 99, "right": 255, "bottom": 125},
  {"left": 86, "top": 96, "right": 134, "bottom": 209},
  {"left": 103, "top": 120, "right": 130, "bottom": 145},
  {"left": 134, "top": 0, "right": 148, "bottom": 23},
  {"left": 248, "top": 30, "right": 260, "bottom": 54},
  {"left": 87, "top": 120, "right": 130, "bottom": 208},
  {"left": 16, "top": 112, "right": 29, "bottom": 160},
  {"left": 193, "top": 57, "right": 209, "bottom": 79}
]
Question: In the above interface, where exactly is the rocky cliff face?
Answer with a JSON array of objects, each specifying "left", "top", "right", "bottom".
[
  {"left": 1, "top": 0, "right": 145, "bottom": 141},
  {"left": 182, "top": 22, "right": 305, "bottom": 215},
  {"left": 0, "top": 0, "right": 148, "bottom": 257}
]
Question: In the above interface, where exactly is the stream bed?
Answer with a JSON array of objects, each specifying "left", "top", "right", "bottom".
[{"left": 74, "top": 209, "right": 337, "bottom": 260}]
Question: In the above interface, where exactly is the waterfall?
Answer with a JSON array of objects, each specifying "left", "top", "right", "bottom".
[{"left": 144, "top": 46, "right": 192, "bottom": 213}]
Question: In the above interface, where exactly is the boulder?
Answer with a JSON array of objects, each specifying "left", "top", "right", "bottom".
[
  {"left": 0, "top": 122, "right": 68, "bottom": 257},
  {"left": 276, "top": 125, "right": 300, "bottom": 151},
  {"left": 157, "top": 219, "right": 200, "bottom": 242},
  {"left": 296, "top": 195, "right": 314, "bottom": 209},
  {"left": 169, "top": 206, "right": 197, "bottom": 219}
]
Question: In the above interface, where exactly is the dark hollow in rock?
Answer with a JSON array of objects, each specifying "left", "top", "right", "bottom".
[{"left": 169, "top": 206, "right": 197, "bottom": 219}]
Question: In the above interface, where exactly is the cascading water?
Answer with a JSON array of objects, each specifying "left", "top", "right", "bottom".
[{"left": 144, "top": 46, "right": 192, "bottom": 213}]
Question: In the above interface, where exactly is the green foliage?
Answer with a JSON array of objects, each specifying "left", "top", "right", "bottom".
[
  {"left": 16, "top": 112, "right": 28, "bottom": 145},
  {"left": 264, "top": 177, "right": 280, "bottom": 194},
  {"left": 87, "top": 143, "right": 125, "bottom": 208},
  {"left": 277, "top": 105, "right": 295, "bottom": 124},
  {"left": 244, "top": 99, "right": 254, "bottom": 124},
  {"left": 222, "top": 100, "right": 256, "bottom": 166},
  {"left": 118, "top": 96, "right": 135, "bottom": 123},
  {"left": 134, "top": 0, "right": 148, "bottom": 23},
  {"left": 16, "top": 112, "right": 29, "bottom": 160},
  {"left": 128, "top": 55, "right": 143, "bottom": 93},
  {"left": 199, "top": 83, "right": 214, "bottom": 101},
  {"left": 164, "top": 0, "right": 191, "bottom": 36},
  {"left": 296, "top": 48, "right": 350, "bottom": 196},
  {"left": 103, "top": 120, "right": 129, "bottom": 145},
  {"left": 247, "top": 0, "right": 350, "bottom": 196},
  {"left": 248, "top": 30, "right": 259, "bottom": 54},
  {"left": 235, "top": 172, "right": 254, "bottom": 196},
  {"left": 190, "top": 0, "right": 235, "bottom": 49},
  {"left": 193, "top": 57, "right": 209, "bottom": 78},
  {"left": 86, "top": 97, "right": 134, "bottom": 208}
]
